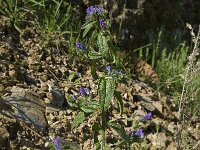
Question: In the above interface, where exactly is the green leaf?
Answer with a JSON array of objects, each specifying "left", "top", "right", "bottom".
[
  {"left": 29, "top": 0, "right": 45, "bottom": 7},
  {"left": 109, "top": 121, "right": 130, "bottom": 143},
  {"left": 107, "top": 40, "right": 116, "bottom": 63},
  {"left": 88, "top": 51, "right": 102, "bottom": 59},
  {"left": 71, "top": 112, "right": 85, "bottom": 130},
  {"left": 92, "top": 122, "right": 101, "bottom": 132},
  {"left": 99, "top": 77, "right": 115, "bottom": 111},
  {"left": 105, "top": 77, "right": 115, "bottom": 110},
  {"left": 91, "top": 61, "right": 98, "bottom": 80},
  {"left": 14, "top": 23, "right": 22, "bottom": 34},
  {"left": 67, "top": 96, "right": 78, "bottom": 108},
  {"left": 80, "top": 101, "right": 100, "bottom": 113},
  {"left": 102, "top": 145, "right": 111, "bottom": 150},
  {"left": 97, "top": 33, "right": 109, "bottom": 57},
  {"left": 81, "top": 21, "right": 96, "bottom": 38},
  {"left": 114, "top": 90, "right": 124, "bottom": 115},
  {"left": 68, "top": 71, "right": 75, "bottom": 82}
]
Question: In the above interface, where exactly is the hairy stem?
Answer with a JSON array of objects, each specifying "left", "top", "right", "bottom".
[{"left": 101, "top": 109, "right": 106, "bottom": 149}]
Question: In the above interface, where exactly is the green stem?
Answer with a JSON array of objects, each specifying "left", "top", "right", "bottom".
[{"left": 101, "top": 109, "right": 106, "bottom": 149}]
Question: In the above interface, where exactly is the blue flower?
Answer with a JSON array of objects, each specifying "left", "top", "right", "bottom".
[
  {"left": 79, "top": 87, "right": 87, "bottom": 97},
  {"left": 99, "top": 18, "right": 106, "bottom": 28},
  {"left": 86, "top": 6, "right": 95, "bottom": 14},
  {"left": 76, "top": 42, "right": 85, "bottom": 50},
  {"left": 85, "top": 88, "right": 90, "bottom": 95},
  {"left": 135, "top": 129, "right": 143, "bottom": 138},
  {"left": 86, "top": 5, "right": 103, "bottom": 15},
  {"left": 144, "top": 112, "right": 152, "bottom": 120},
  {"left": 141, "top": 112, "right": 152, "bottom": 121},
  {"left": 53, "top": 136, "right": 62, "bottom": 150},
  {"left": 128, "top": 128, "right": 133, "bottom": 136},
  {"left": 95, "top": 5, "right": 103, "bottom": 14},
  {"left": 106, "top": 65, "right": 111, "bottom": 72}
]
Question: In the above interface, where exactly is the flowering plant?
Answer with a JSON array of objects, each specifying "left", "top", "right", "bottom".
[{"left": 69, "top": 2, "right": 146, "bottom": 149}]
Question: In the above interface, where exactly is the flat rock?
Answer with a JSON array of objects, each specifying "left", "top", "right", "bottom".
[{"left": 1, "top": 86, "right": 47, "bottom": 131}]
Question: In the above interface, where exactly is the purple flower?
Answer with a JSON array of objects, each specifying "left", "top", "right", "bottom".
[
  {"left": 76, "top": 42, "right": 85, "bottom": 50},
  {"left": 86, "top": 6, "right": 95, "bottom": 14},
  {"left": 95, "top": 5, "right": 103, "bottom": 14},
  {"left": 99, "top": 18, "right": 106, "bottom": 28},
  {"left": 79, "top": 87, "right": 87, "bottom": 97},
  {"left": 128, "top": 128, "right": 133, "bottom": 136},
  {"left": 106, "top": 65, "right": 111, "bottom": 72},
  {"left": 53, "top": 136, "right": 62, "bottom": 150},
  {"left": 144, "top": 112, "right": 152, "bottom": 120},
  {"left": 85, "top": 88, "right": 90, "bottom": 95},
  {"left": 86, "top": 5, "right": 103, "bottom": 15},
  {"left": 135, "top": 129, "right": 143, "bottom": 138},
  {"left": 141, "top": 112, "right": 152, "bottom": 121}
]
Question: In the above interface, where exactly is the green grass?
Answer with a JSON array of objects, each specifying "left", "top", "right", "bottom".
[{"left": 0, "top": 0, "right": 200, "bottom": 149}]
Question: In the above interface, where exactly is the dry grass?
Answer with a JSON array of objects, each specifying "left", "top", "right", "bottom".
[{"left": 177, "top": 24, "right": 200, "bottom": 149}]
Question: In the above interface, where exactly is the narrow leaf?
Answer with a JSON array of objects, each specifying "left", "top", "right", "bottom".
[
  {"left": 114, "top": 90, "right": 124, "bottom": 115},
  {"left": 82, "top": 21, "right": 96, "bottom": 38},
  {"left": 104, "top": 77, "right": 115, "bottom": 110},
  {"left": 91, "top": 61, "right": 98, "bottom": 80},
  {"left": 80, "top": 102, "right": 100, "bottom": 113},
  {"left": 71, "top": 112, "right": 85, "bottom": 130},
  {"left": 99, "top": 77, "right": 115, "bottom": 111},
  {"left": 99, "top": 78, "right": 106, "bottom": 109},
  {"left": 97, "top": 33, "right": 109, "bottom": 57},
  {"left": 88, "top": 51, "right": 102, "bottom": 59}
]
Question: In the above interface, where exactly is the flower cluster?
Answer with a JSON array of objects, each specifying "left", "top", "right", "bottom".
[
  {"left": 53, "top": 136, "right": 62, "bottom": 150},
  {"left": 99, "top": 18, "right": 106, "bottom": 29},
  {"left": 135, "top": 129, "right": 143, "bottom": 138},
  {"left": 106, "top": 65, "right": 112, "bottom": 72},
  {"left": 128, "top": 128, "right": 143, "bottom": 138},
  {"left": 128, "top": 112, "right": 152, "bottom": 138},
  {"left": 140, "top": 112, "right": 152, "bottom": 121},
  {"left": 76, "top": 42, "right": 85, "bottom": 50},
  {"left": 106, "top": 65, "right": 123, "bottom": 76},
  {"left": 79, "top": 87, "right": 90, "bottom": 97},
  {"left": 86, "top": 5, "right": 106, "bottom": 29},
  {"left": 86, "top": 5, "right": 103, "bottom": 15}
]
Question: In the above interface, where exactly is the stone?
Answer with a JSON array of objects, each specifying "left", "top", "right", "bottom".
[{"left": 1, "top": 86, "right": 47, "bottom": 131}]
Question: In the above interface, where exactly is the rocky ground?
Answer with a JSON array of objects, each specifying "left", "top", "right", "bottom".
[{"left": 0, "top": 17, "right": 200, "bottom": 150}]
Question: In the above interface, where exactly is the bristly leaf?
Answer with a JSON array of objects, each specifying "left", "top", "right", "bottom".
[
  {"left": 80, "top": 101, "right": 100, "bottom": 113},
  {"left": 71, "top": 112, "right": 85, "bottom": 130},
  {"left": 114, "top": 90, "right": 124, "bottom": 115},
  {"left": 88, "top": 51, "right": 102, "bottom": 60},
  {"left": 97, "top": 33, "right": 109, "bottom": 58},
  {"left": 99, "top": 78, "right": 106, "bottom": 109},
  {"left": 81, "top": 21, "right": 96, "bottom": 38},
  {"left": 99, "top": 77, "right": 115, "bottom": 111},
  {"left": 107, "top": 40, "right": 117, "bottom": 63},
  {"left": 91, "top": 61, "right": 98, "bottom": 80}
]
